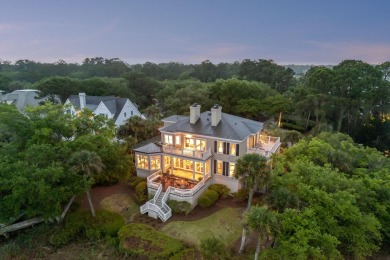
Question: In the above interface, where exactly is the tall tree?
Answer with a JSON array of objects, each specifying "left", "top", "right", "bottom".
[
  {"left": 245, "top": 206, "right": 277, "bottom": 260},
  {"left": 234, "top": 153, "right": 269, "bottom": 253},
  {"left": 69, "top": 150, "right": 105, "bottom": 217}
]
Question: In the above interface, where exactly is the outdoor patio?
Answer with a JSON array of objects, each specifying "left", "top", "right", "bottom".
[{"left": 152, "top": 174, "right": 199, "bottom": 191}]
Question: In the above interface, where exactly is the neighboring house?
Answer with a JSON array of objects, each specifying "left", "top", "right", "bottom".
[
  {"left": 64, "top": 93, "right": 144, "bottom": 127},
  {"left": 0, "top": 89, "right": 53, "bottom": 111},
  {"left": 135, "top": 104, "right": 281, "bottom": 221}
]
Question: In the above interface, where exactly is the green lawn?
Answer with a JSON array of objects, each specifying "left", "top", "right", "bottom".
[{"left": 161, "top": 207, "right": 243, "bottom": 247}]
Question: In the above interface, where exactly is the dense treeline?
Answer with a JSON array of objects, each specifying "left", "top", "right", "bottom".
[{"left": 1, "top": 58, "right": 389, "bottom": 152}]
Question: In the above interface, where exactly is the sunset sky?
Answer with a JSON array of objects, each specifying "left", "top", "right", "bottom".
[{"left": 1, "top": 0, "right": 389, "bottom": 65}]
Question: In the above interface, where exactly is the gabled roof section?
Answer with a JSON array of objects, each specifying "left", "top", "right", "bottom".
[
  {"left": 114, "top": 98, "right": 128, "bottom": 120},
  {"left": 160, "top": 112, "right": 263, "bottom": 141}
]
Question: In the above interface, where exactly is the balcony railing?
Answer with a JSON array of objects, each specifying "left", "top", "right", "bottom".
[
  {"left": 163, "top": 145, "right": 212, "bottom": 160},
  {"left": 247, "top": 136, "right": 281, "bottom": 158}
]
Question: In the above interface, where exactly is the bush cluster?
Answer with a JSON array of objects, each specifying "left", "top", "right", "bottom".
[
  {"left": 135, "top": 181, "right": 148, "bottom": 204},
  {"left": 128, "top": 175, "right": 146, "bottom": 188},
  {"left": 198, "top": 184, "right": 229, "bottom": 208},
  {"left": 200, "top": 237, "right": 227, "bottom": 259},
  {"left": 232, "top": 188, "right": 249, "bottom": 201},
  {"left": 208, "top": 184, "right": 230, "bottom": 199},
  {"left": 167, "top": 200, "right": 193, "bottom": 215},
  {"left": 50, "top": 209, "right": 125, "bottom": 247}
]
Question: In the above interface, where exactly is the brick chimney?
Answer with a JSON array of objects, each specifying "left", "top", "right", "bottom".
[
  {"left": 190, "top": 103, "right": 201, "bottom": 124},
  {"left": 211, "top": 104, "right": 222, "bottom": 126},
  {"left": 79, "top": 93, "right": 86, "bottom": 110}
]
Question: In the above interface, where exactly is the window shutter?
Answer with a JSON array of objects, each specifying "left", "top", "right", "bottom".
[
  {"left": 214, "top": 160, "right": 217, "bottom": 174},
  {"left": 236, "top": 144, "right": 240, "bottom": 156},
  {"left": 226, "top": 143, "right": 230, "bottom": 155},
  {"left": 222, "top": 161, "right": 226, "bottom": 176},
  {"left": 214, "top": 141, "right": 217, "bottom": 153},
  {"left": 223, "top": 142, "right": 227, "bottom": 154}
]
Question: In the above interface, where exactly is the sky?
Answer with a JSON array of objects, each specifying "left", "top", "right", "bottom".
[{"left": 1, "top": 0, "right": 390, "bottom": 65}]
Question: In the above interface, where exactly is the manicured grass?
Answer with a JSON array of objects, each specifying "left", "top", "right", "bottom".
[
  {"left": 161, "top": 207, "right": 243, "bottom": 247},
  {"left": 99, "top": 193, "right": 139, "bottom": 222}
]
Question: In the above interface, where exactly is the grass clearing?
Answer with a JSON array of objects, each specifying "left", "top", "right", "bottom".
[
  {"left": 99, "top": 193, "right": 139, "bottom": 222},
  {"left": 161, "top": 207, "right": 242, "bottom": 247}
]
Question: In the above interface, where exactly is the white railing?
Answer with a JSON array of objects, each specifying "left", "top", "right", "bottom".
[
  {"left": 163, "top": 146, "right": 212, "bottom": 160},
  {"left": 169, "top": 172, "right": 211, "bottom": 197},
  {"left": 248, "top": 136, "right": 281, "bottom": 158},
  {"left": 153, "top": 184, "right": 163, "bottom": 204},
  {"left": 161, "top": 187, "right": 172, "bottom": 221},
  {"left": 147, "top": 170, "right": 162, "bottom": 189},
  {"left": 141, "top": 181, "right": 172, "bottom": 222}
]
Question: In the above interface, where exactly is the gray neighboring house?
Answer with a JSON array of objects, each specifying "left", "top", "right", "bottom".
[
  {"left": 136, "top": 104, "right": 281, "bottom": 221},
  {"left": 0, "top": 89, "right": 52, "bottom": 111},
  {"left": 64, "top": 93, "right": 144, "bottom": 127}
]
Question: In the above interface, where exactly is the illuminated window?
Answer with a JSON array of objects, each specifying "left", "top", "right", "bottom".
[
  {"left": 196, "top": 139, "right": 206, "bottom": 151},
  {"left": 164, "top": 134, "right": 173, "bottom": 145},
  {"left": 185, "top": 138, "right": 194, "bottom": 149},
  {"left": 229, "top": 163, "right": 235, "bottom": 177},
  {"left": 175, "top": 135, "right": 181, "bottom": 146},
  {"left": 150, "top": 156, "right": 161, "bottom": 170},
  {"left": 195, "top": 162, "right": 204, "bottom": 173},
  {"left": 137, "top": 155, "right": 149, "bottom": 169},
  {"left": 164, "top": 156, "right": 171, "bottom": 167},
  {"left": 217, "top": 160, "right": 223, "bottom": 175},
  {"left": 230, "top": 144, "right": 236, "bottom": 155},
  {"left": 218, "top": 141, "right": 224, "bottom": 153}
]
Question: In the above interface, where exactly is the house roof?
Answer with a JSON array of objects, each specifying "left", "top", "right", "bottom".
[
  {"left": 161, "top": 115, "right": 187, "bottom": 123},
  {"left": 67, "top": 95, "right": 128, "bottom": 120},
  {"left": 0, "top": 89, "right": 50, "bottom": 110},
  {"left": 159, "top": 112, "right": 263, "bottom": 141},
  {"left": 133, "top": 136, "right": 162, "bottom": 154}
]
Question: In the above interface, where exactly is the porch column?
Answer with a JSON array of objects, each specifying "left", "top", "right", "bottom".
[
  {"left": 203, "top": 161, "right": 206, "bottom": 180},
  {"left": 170, "top": 156, "right": 174, "bottom": 175},
  {"left": 192, "top": 160, "right": 196, "bottom": 180}
]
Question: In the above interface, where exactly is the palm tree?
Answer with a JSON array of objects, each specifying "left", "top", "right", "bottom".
[
  {"left": 245, "top": 206, "right": 277, "bottom": 260},
  {"left": 235, "top": 153, "right": 269, "bottom": 210},
  {"left": 234, "top": 153, "right": 269, "bottom": 253},
  {"left": 69, "top": 150, "right": 105, "bottom": 217}
]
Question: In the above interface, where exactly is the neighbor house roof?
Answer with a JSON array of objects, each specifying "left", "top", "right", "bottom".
[
  {"left": 67, "top": 95, "right": 129, "bottom": 120},
  {"left": 0, "top": 89, "right": 50, "bottom": 110},
  {"left": 159, "top": 112, "right": 263, "bottom": 141}
]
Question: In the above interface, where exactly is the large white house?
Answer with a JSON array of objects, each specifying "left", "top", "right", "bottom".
[
  {"left": 64, "top": 93, "right": 144, "bottom": 127},
  {"left": 134, "top": 104, "right": 281, "bottom": 221}
]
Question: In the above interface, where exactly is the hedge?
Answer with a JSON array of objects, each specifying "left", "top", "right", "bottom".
[
  {"left": 198, "top": 195, "right": 213, "bottom": 208},
  {"left": 208, "top": 184, "right": 230, "bottom": 199},
  {"left": 50, "top": 209, "right": 125, "bottom": 247},
  {"left": 204, "top": 190, "right": 219, "bottom": 204}
]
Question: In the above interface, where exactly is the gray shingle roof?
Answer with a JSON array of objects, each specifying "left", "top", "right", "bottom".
[
  {"left": 0, "top": 89, "right": 50, "bottom": 110},
  {"left": 159, "top": 112, "right": 263, "bottom": 141},
  {"left": 133, "top": 136, "right": 162, "bottom": 154},
  {"left": 67, "top": 95, "right": 127, "bottom": 119},
  {"left": 161, "top": 115, "right": 186, "bottom": 123}
]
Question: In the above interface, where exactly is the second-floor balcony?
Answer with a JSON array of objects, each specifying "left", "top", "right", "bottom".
[
  {"left": 163, "top": 145, "right": 212, "bottom": 160},
  {"left": 247, "top": 136, "right": 281, "bottom": 158}
]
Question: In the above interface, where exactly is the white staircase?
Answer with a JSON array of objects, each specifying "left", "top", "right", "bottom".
[{"left": 140, "top": 185, "right": 172, "bottom": 222}]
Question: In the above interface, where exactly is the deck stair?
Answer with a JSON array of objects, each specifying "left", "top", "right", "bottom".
[{"left": 140, "top": 185, "right": 172, "bottom": 222}]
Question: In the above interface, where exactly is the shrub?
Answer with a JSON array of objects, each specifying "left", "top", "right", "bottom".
[
  {"left": 118, "top": 223, "right": 184, "bottom": 259},
  {"left": 209, "top": 184, "right": 230, "bottom": 199},
  {"left": 135, "top": 181, "right": 148, "bottom": 204},
  {"left": 50, "top": 209, "right": 125, "bottom": 246},
  {"left": 167, "top": 200, "right": 193, "bottom": 215},
  {"left": 232, "top": 188, "right": 249, "bottom": 201},
  {"left": 200, "top": 237, "right": 227, "bottom": 259},
  {"left": 204, "top": 190, "right": 219, "bottom": 204},
  {"left": 198, "top": 195, "right": 213, "bottom": 208},
  {"left": 128, "top": 176, "right": 146, "bottom": 188}
]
